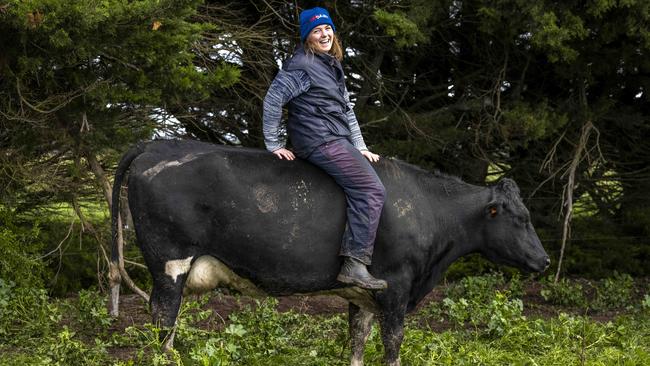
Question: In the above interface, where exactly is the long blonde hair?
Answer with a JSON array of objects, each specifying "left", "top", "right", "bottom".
[{"left": 304, "top": 33, "right": 344, "bottom": 61}]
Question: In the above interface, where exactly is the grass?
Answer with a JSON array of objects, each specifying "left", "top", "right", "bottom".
[{"left": 0, "top": 275, "right": 648, "bottom": 365}]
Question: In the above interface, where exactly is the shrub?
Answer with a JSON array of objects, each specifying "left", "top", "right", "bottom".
[
  {"left": 0, "top": 209, "right": 47, "bottom": 288},
  {"left": 0, "top": 280, "right": 62, "bottom": 345}
]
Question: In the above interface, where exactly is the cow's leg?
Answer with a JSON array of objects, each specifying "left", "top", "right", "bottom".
[
  {"left": 150, "top": 274, "right": 186, "bottom": 351},
  {"left": 378, "top": 310, "right": 405, "bottom": 366},
  {"left": 349, "top": 303, "right": 375, "bottom": 366}
]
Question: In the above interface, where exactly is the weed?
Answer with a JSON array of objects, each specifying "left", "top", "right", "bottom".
[
  {"left": 593, "top": 272, "right": 634, "bottom": 310},
  {"left": 73, "top": 288, "right": 113, "bottom": 332},
  {"left": 37, "top": 327, "right": 109, "bottom": 365},
  {"left": 437, "top": 273, "right": 527, "bottom": 337},
  {"left": 540, "top": 276, "right": 587, "bottom": 308},
  {"left": 444, "top": 272, "right": 507, "bottom": 303},
  {"left": 0, "top": 282, "right": 62, "bottom": 345},
  {"left": 485, "top": 292, "right": 525, "bottom": 337},
  {"left": 188, "top": 327, "right": 246, "bottom": 366}
]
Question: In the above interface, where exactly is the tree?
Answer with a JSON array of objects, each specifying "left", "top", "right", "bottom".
[{"left": 0, "top": 0, "right": 238, "bottom": 291}]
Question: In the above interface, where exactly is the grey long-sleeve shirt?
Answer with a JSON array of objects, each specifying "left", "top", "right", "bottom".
[{"left": 262, "top": 69, "right": 368, "bottom": 153}]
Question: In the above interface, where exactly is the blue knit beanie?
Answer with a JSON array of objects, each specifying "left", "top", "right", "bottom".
[{"left": 299, "top": 7, "right": 336, "bottom": 42}]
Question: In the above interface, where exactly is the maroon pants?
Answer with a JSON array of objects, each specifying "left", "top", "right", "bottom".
[{"left": 307, "top": 139, "right": 386, "bottom": 265}]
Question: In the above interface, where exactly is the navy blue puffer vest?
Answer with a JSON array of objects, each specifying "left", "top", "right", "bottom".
[{"left": 283, "top": 46, "right": 351, "bottom": 158}]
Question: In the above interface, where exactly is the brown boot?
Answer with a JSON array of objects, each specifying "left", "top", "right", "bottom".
[{"left": 337, "top": 257, "right": 388, "bottom": 290}]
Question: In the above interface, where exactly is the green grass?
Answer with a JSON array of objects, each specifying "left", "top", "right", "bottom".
[{"left": 1, "top": 276, "right": 648, "bottom": 365}]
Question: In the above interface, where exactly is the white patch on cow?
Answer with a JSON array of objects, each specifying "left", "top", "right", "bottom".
[
  {"left": 253, "top": 184, "right": 279, "bottom": 213},
  {"left": 290, "top": 179, "right": 311, "bottom": 211},
  {"left": 165, "top": 256, "right": 194, "bottom": 283},
  {"left": 142, "top": 153, "right": 204, "bottom": 180},
  {"left": 185, "top": 256, "right": 267, "bottom": 297},
  {"left": 393, "top": 198, "right": 413, "bottom": 218}
]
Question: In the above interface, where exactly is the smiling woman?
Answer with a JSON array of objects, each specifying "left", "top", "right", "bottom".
[
  {"left": 304, "top": 23, "right": 343, "bottom": 60},
  {"left": 261, "top": 6, "right": 388, "bottom": 292}
]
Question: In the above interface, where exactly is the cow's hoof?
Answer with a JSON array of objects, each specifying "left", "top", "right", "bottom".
[{"left": 337, "top": 258, "right": 388, "bottom": 290}]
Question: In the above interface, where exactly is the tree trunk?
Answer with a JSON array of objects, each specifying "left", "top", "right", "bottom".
[{"left": 554, "top": 120, "right": 595, "bottom": 283}]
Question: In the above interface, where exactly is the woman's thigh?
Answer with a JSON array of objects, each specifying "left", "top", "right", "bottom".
[{"left": 307, "top": 139, "right": 383, "bottom": 192}]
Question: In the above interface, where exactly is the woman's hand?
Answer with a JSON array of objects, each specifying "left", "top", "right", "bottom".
[
  {"left": 360, "top": 150, "right": 380, "bottom": 163},
  {"left": 272, "top": 148, "right": 295, "bottom": 160}
]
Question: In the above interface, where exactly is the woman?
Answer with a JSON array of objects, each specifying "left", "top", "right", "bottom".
[{"left": 262, "top": 7, "right": 387, "bottom": 290}]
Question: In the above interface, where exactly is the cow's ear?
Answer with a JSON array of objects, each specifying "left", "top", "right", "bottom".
[{"left": 487, "top": 202, "right": 499, "bottom": 218}]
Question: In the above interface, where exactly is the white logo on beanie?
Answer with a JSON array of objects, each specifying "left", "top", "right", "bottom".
[{"left": 309, "top": 14, "right": 329, "bottom": 22}]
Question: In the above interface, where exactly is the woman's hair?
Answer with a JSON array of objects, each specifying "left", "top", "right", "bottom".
[{"left": 304, "top": 32, "right": 344, "bottom": 61}]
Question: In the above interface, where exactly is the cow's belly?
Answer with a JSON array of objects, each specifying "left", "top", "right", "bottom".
[{"left": 179, "top": 255, "right": 379, "bottom": 313}]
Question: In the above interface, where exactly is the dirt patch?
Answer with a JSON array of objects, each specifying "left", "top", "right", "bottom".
[{"left": 109, "top": 294, "right": 151, "bottom": 333}]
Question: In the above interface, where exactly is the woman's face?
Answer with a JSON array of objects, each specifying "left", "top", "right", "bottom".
[{"left": 307, "top": 24, "right": 334, "bottom": 53}]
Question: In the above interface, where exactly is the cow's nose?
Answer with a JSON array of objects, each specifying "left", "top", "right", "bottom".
[{"left": 544, "top": 257, "right": 551, "bottom": 270}]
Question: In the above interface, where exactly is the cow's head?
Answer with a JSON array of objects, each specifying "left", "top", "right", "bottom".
[{"left": 479, "top": 178, "right": 550, "bottom": 273}]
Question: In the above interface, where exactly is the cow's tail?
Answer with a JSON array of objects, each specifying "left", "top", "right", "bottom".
[{"left": 109, "top": 142, "right": 146, "bottom": 317}]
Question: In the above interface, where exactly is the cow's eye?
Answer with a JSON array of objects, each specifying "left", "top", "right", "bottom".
[{"left": 489, "top": 206, "right": 498, "bottom": 217}]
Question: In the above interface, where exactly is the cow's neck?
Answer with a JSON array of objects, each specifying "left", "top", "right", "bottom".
[
  {"left": 408, "top": 186, "right": 490, "bottom": 309},
  {"left": 426, "top": 182, "right": 490, "bottom": 256}
]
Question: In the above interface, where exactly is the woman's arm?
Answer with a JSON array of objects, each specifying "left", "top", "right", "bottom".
[
  {"left": 343, "top": 87, "right": 368, "bottom": 151},
  {"left": 262, "top": 69, "right": 310, "bottom": 159},
  {"left": 343, "top": 87, "right": 380, "bottom": 162}
]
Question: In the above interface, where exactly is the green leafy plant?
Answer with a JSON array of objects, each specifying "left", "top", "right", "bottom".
[
  {"left": 540, "top": 276, "right": 587, "bottom": 308},
  {"left": 0, "top": 209, "right": 46, "bottom": 289},
  {"left": 188, "top": 324, "right": 247, "bottom": 366},
  {"left": 445, "top": 272, "right": 507, "bottom": 303},
  {"left": 593, "top": 272, "right": 634, "bottom": 310},
  {"left": 442, "top": 289, "right": 525, "bottom": 337},
  {"left": 442, "top": 297, "right": 471, "bottom": 328},
  {"left": 37, "top": 327, "right": 108, "bottom": 365},
  {"left": 74, "top": 289, "right": 113, "bottom": 331},
  {"left": 0, "top": 283, "right": 62, "bottom": 345},
  {"left": 485, "top": 292, "right": 525, "bottom": 337}
]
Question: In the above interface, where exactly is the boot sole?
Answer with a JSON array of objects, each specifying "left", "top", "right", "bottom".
[{"left": 337, "top": 274, "right": 388, "bottom": 290}]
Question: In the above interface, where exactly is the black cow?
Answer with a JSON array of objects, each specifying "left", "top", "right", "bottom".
[{"left": 108, "top": 140, "right": 549, "bottom": 366}]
